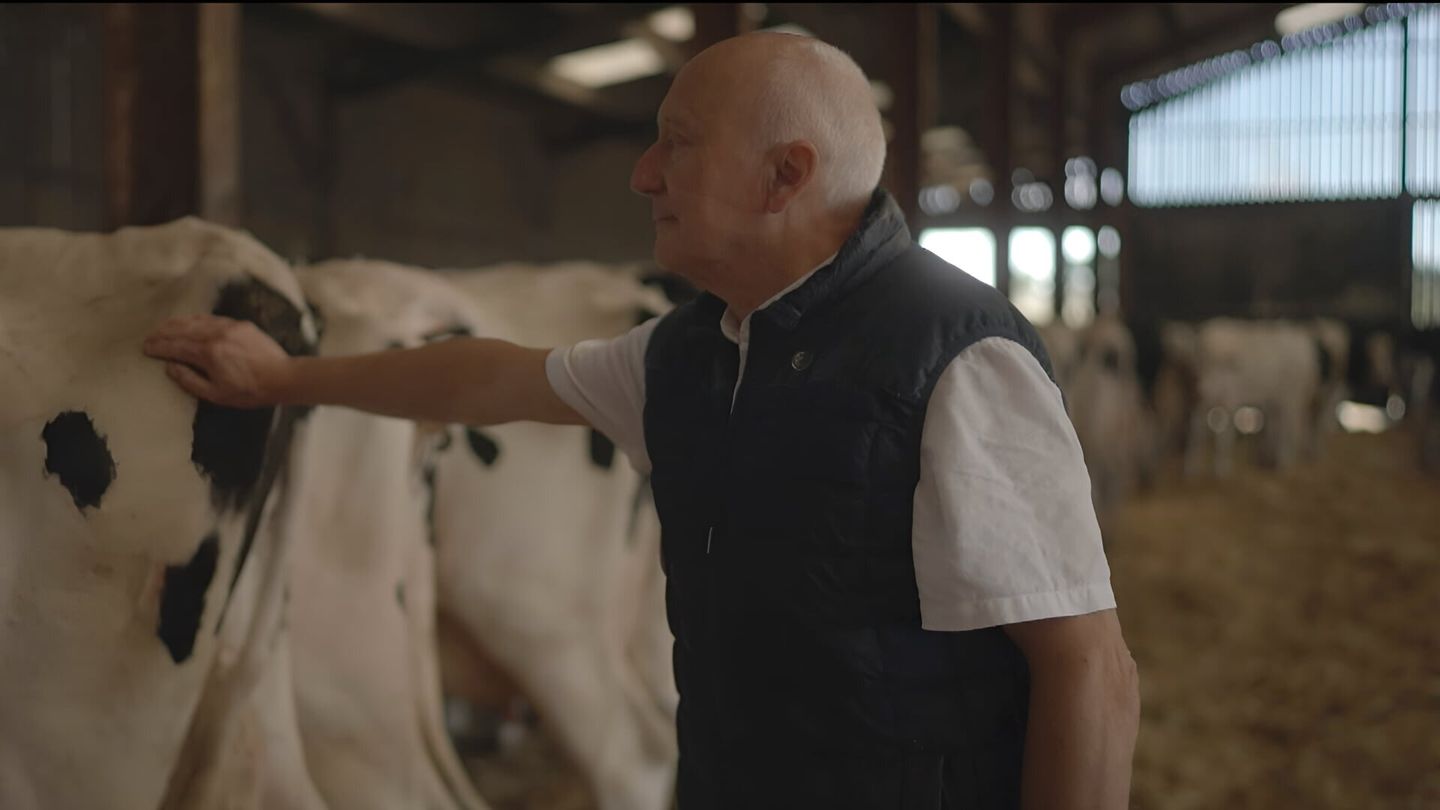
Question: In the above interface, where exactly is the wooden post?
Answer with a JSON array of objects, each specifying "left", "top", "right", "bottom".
[
  {"left": 103, "top": 3, "right": 240, "bottom": 229},
  {"left": 984, "top": 5, "right": 1014, "bottom": 297},
  {"left": 198, "top": 4, "right": 241, "bottom": 226},
  {"left": 877, "top": 4, "right": 935, "bottom": 230},
  {"left": 1052, "top": 19, "right": 1069, "bottom": 323}
]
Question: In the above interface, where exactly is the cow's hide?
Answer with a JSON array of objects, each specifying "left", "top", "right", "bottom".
[
  {"left": 320, "top": 258, "right": 680, "bottom": 810},
  {"left": 286, "top": 260, "right": 488, "bottom": 810},
  {"left": 0, "top": 218, "right": 320, "bottom": 810}
]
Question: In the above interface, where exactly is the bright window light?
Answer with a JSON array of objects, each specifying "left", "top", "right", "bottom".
[
  {"left": 1010, "top": 227, "right": 1057, "bottom": 326},
  {"left": 918, "top": 228, "right": 996, "bottom": 287},
  {"left": 549, "top": 39, "right": 665, "bottom": 89},
  {"left": 1062, "top": 226, "right": 1097, "bottom": 266}
]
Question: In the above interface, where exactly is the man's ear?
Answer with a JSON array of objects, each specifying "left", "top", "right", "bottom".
[{"left": 765, "top": 140, "right": 819, "bottom": 214}]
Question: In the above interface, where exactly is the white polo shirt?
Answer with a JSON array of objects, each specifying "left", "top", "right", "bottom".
[{"left": 545, "top": 266, "right": 1115, "bottom": 632}]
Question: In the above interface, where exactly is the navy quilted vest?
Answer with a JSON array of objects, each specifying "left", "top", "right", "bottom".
[{"left": 644, "top": 190, "right": 1055, "bottom": 809}]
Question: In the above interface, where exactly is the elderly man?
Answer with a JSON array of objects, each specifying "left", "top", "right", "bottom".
[{"left": 146, "top": 33, "right": 1138, "bottom": 810}]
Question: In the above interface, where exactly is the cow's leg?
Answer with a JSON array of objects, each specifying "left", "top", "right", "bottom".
[
  {"left": 480, "top": 633, "right": 676, "bottom": 810},
  {"left": 402, "top": 543, "right": 492, "bottom": 810},
  {"left": 1184, "top": 407, "right": 1209, "bottom": 478},
  {"left": 1213, "top": 409, "right": 1236, "bottom": 477},
  {"left": 1274, "top": 396, "right": 1309, "bottom": 470}
]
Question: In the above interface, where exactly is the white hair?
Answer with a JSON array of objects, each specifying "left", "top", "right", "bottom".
[{"left": 748, "top": 35, "right": 887, "bottom": 211}]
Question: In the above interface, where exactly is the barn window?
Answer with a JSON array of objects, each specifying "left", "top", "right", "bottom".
[
  {"left": 1126, "top": 12, "right": 1428, "bottom": 206},
  {"left": 1409, "top": 7, "right": 1440, "bottom": 329},
  {"left": 917, "top": 227, "right": 997, "bottom": 287},
  {"left": 1096, "top": 226, "right": 1122, "bottom": 315},
  {"left": 1061, "top": 226, "right": 1097, "bottom": 327},
  {"left": 1009, "top": 227, "right": 1057, "bottom": 326},
  {"left": 1406, "top": 6, "right": 1440, "bottom": 196},
  {"left": 1415, "top": 200, "right": 1440, "bottom": 329}
]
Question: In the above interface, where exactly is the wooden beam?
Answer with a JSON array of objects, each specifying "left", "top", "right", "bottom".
[
  {"left": 198, "top": 4, "right": 241, "bottom": 225},
  {"left": 1052, "top": 13, "right": 1068, "bottom": 322},
  {"left": 875, "top": 4, "right": 937, "bottom": 228},
  {"left": 1089, "top": 3, "right": 1289, "bottom": 88},
  {"left": 102, "top": 4, "right": 241, "bottom": 229},
  {"left": 983, "top": 3, "right": 1014, "bottom": 296},
  {"left": 103, "top": 4, "right": 200, "bottom": 228}
]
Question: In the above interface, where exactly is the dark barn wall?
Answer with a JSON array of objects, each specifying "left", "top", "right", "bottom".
[
  {"left": 1127, "top": 200, "right": 1411, "bottom": 326},
  {"left": 0, "top": 4, "right": 106, "bottom": 230},
  {"left": 241, "top": 10, "right": 656, "bottom": 271},
  {"left": 0, "top": 6, "right": 658, "bottom": 268},
  {"left": 240, "top": 7, "right": 330, "bottom": 264}
]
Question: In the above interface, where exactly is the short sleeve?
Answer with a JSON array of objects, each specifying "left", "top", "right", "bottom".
[
  {"left": 545, "top": 317, "right": 657, "bottom": 474},
  {"left": 911, "top": 336, "right": 1116, "bottom": 631}
]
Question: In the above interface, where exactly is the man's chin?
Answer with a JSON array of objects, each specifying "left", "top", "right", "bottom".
[{"left": 651, "top": 247, "right": 705, "bottom": 289}]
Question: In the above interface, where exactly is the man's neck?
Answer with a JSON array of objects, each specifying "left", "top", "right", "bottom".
[{"left": 721, "top": 210, "right": 861, "bottom": 320}]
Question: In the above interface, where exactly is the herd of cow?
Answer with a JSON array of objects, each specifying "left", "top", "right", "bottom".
[
  {"left": 3, "top": 218, "right": 1437, "bottom": 810},
  {"left": 1039, "top": 307, "right": 1440, "bottom": 524}
]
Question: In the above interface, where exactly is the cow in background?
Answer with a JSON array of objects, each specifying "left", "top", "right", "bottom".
[
  {"left": 1183, "top": 318, "right": 1322, "bottom": 476},
  {"left": 1039, "top": 316, "right": 1156, "bottom": 523},
  {"left": 285, "top": 261, "right": 489, "bottom": 810},
  {"left": 0, "top": 219, "right": 323, "bottom": 810},
  {"left": 315, "top": 258, "right": 679, "bottom": 810},
  {"left": 1306, "top": 317, "right": 1351, "bottom": 459}
]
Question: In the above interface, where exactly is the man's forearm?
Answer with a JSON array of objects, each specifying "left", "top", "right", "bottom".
[
  {"left": 1019, "top": 645, "right": 1140, "bottom": 810},
  {"left": 274, "top": 337, "right": 579, "bottom": 427}
]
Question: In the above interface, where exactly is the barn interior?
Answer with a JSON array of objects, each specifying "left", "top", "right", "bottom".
[{"left": 3, "top": 3, "right": 1439, "bottom": 809}]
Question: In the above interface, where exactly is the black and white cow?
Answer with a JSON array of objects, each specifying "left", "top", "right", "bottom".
[
  {"left": 0, "top": 218, "right": 322, "bottom": 810},
  {"left": 282, "top": 260, "right": 489, "bottom": 810},
  {"left": 316, "top": 258, "right": 680, "bottom": 810}
]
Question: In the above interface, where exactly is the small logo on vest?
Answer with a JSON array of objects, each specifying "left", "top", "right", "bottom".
[{"left": 790, "top": 350, "right": 813, "bottom": 371}]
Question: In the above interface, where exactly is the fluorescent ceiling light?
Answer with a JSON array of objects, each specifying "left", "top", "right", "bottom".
[
  {"left": 649, "top": 7, "right": 695, "bottom": 42},
  {"left": 549, "top": 38, "right": 665, "bottom": 89},
  {"left": 1275, "top": 3, "right": 1365, "bottom": 36}
]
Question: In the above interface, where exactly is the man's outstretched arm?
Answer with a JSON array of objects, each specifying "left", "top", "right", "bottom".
[{"left": 142, "top": 314, "right": 585, "bottom": 427}]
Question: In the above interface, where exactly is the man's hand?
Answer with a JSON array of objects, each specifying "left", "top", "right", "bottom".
[{"left": 143, "top": 315, "right": 295, "bottom": 408}]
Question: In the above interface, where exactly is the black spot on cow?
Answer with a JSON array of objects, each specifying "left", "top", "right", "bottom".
[
  {"left": 421, "top": 460, "right": 440, "bottom": 547},
  {"left": 41, "top": 411, "right": 116, "bottom": 511},
  {"left": 1314, "top": 337, "right": 1334, "bottom": 382},
  {"left": 589, "top": 429, "right": 616, "bottom": 470},
  {"left": 191, "top": 279, "right": 312, "bottom": 511},
  {"left": 395, "top": 581, "right": 407, "bottom": 609},
  {"left": 157, "top": 533, "right": 219, "bottom": 664},
  {"left": 1101, "top": 348, "right": 1121, "bottom": 373},
  {"left": 465, "top": 428, "right": 500, "bottom": 466}
]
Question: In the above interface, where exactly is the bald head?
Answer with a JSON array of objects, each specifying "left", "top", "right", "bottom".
[
  {"left": 630, "top": 33, "right": 888, "bottom": 306},
  {"left": 688, "top": 33, "right": 887, "bottom": 213}
]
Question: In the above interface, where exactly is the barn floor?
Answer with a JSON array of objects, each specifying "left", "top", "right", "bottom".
[
  {"left": 1114, "top": 429, "right": 1440, "bottom": 810},
  {"left": 460, "top": 431, "right": 1440, "bottom": 810}
]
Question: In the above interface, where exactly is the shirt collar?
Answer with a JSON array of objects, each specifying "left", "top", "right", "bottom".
[{"left": 719, "top": 252, "right": 839, "bottom": 345}]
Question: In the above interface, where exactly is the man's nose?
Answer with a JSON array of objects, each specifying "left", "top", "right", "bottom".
[{"left": 630, "top": 143, "right": 663, "bottom": 196}]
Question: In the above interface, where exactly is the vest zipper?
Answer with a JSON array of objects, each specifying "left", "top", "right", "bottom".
[{"left": 706, "top": 525, "right": 714, "bottom": 554}]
